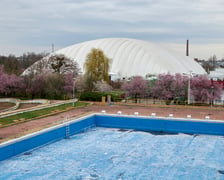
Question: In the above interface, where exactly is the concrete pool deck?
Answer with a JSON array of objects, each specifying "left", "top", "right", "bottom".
[{"left": 0, "top": 103, "right": 224, "bottom": 143}]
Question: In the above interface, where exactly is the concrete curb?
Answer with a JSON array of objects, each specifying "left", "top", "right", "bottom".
[{"left": 0, "top": 99, "right": 76, "bottom": 118}]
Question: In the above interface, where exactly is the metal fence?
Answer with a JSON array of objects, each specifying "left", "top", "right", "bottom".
[{"left": 121, "top": 98, "right": 224, "bottom": 107}]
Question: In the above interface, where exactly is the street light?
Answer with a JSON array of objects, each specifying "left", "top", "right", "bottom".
[
  {"left": 211, "top": 86, "right": 214, "bottom": 107},
  {"left": 187, "top": 72, "right": 191, "bottom": 104},
  {"left": 183, "top": 71, "right": 194, "bottom": 105}
]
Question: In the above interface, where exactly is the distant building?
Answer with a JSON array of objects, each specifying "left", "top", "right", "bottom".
[
  {"left": 209, "top": 68, "right": 224, "bottom": 81},
  {"left": 23, "top": 38, "right": 206, "bottom": 79}
]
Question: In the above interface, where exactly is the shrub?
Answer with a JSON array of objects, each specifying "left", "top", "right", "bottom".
[{"left": 80, "top": 91, "right": 124, "bottom": 102}]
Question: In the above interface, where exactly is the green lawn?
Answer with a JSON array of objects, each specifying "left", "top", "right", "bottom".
[{"left": 0, "top": 101, "right": 89, "bottom": 126}]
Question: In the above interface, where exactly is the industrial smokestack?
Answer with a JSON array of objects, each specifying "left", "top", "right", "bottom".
[
  {"left": 186, "top": 39, "right": 189, "bottom": 56},
  {"left": 52, "top": 43, "right": 54, "bottom": 53}
]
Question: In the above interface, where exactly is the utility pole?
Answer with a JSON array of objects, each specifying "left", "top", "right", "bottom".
[
  {"left": 52, "top": 44, "right": 54, "bottom": 53},
  {"left": 72, "top": 78, "right": 75, "bottom": 106}
]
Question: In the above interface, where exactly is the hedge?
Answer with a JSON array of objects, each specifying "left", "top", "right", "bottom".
[{"left": 79, "top": 91, "right": 124, "bottom": 102}]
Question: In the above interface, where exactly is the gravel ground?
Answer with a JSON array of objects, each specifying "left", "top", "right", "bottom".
[
  {"left": 0, "top": 102, "right": 14, "bottom": 111},
  {"left": 0, "top": 103, "right": 223, "bottom": 143}
]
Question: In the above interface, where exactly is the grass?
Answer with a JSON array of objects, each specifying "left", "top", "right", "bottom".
[{"left": 0, "top": 101, "right": 89, "bottom": 126}]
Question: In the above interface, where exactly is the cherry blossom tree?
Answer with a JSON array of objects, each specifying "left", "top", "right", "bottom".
[
  {"left": 63, "top": 72, "right": 74, "bottom": 98},
  {"left": 122, "top": 76, "right": 148, "bottom": 103},
  {"left": 30, "top": 74, "right": 46, "bottom": 98},
  {"left": 0, "top": 68, "right": 25, "bottom": 96},
  {"left": 0, "top": 68, "right": 8, "bottom": 94},
  {"left": 152, "top": 73, "right": 188, "bottom": 104},
  {"left": 94, "top": 80, "right": 113, "bottom": 92},
  {"left": 74, "top": 75, "right": 86, "bottom": 95},
  {"left": 152, "top": 74, "right": 175, "bottom": 100},
  {"left": 172, "top": 73, "right": 188, "bottom": 100},
  {"left": 7, "top": 74, "right": 25, "bottom": 95},
  {"left": 191, "top": 75, "right": 222, "bottom": 103}
]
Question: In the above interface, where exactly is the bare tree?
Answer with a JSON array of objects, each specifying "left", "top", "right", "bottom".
[
  {"left": 49, "top": 54, "right": 80, "bottom": 76},
  {"left": 23, "top": 54, "right": 80, "bottom": 76}
]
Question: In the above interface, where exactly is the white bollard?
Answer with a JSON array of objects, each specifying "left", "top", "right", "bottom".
[
  {"left": 101, "top": 110, "right": 106, "bottom": 114},
  {"left": 169, "top": 114, "right": 173, "bottom": 118},
  {"left": 117, "top": 111, "right": 122, "bottom": 115},
  {"left": 134, "top": 112, "right": 139, "bottom": 116},
  {"left": 205, "top": 116, "right": 210, "bottom": 120},
  {"left": 187, "top": 115, "right": 191, "bottom": 119},
  {"left": 151, "top": 113, "right": 156, "bottom": 117}
]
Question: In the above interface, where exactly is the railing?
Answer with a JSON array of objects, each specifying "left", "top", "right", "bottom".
[{"left": 120, "top": 98, "right": 224, "bottom": 107}]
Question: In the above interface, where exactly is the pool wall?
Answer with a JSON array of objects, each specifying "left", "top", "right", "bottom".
[
  {"left": 95, "top": 115, "right": 224, "bottom": 136},
  {"left": 0, "top": 115, "right": 95, "bottom": 161},
  {"left": 0, "top": 114, "right": 224, "bottom": 161}
]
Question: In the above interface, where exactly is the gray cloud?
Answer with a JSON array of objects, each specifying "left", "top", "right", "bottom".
[{"left": 0, "top": 0, "right": 224, "bottom": 58}]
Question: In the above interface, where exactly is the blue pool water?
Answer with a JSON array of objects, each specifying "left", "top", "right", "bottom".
[{"left": 0, "top": 127, "right": 224, "bottom": 179}]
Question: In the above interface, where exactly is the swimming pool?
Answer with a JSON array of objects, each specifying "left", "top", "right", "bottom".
[{"left": 0, "top": 114, "right": 224, "bottom": 179}]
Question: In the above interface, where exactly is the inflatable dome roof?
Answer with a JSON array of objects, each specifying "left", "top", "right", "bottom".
[{"left": 24, "top": 38, "right": 206, "bottom": 78}]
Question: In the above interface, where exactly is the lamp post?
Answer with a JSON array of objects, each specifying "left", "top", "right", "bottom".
[
  {"left": 211, "top": 86, "right": 214, "bottom": 107},
  {"left": 187, "top": 72, "right": 191, "bottom": 105},
  {"left": 183, "top": 70, "right": 193, "bottom": 105}
]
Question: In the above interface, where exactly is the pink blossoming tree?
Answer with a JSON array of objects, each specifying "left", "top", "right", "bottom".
[
  {"left": 122, "top": 76, "right": 148, "bottom": 103},
  {"left": 152, "top": 73, "right": 188, "bottom": 102},
  {"left": 191, "top": 75, "right": 222, "bottom": 103},
  {"left": 0, "top": 66, "right": 25, "bottom": 96}
]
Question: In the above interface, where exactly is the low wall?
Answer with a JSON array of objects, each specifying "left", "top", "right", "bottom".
[
  {"left": 20, "top": 99, "right": 50, "bottom": 104},
  {"left": 0, "top": 98, "right": 20, "bottom": 112},
  {"left": 0, "top": 99, "right": 76, "bottom": 118},
  {"left": 0, "top": 98, "right": 49, "bottom": 113}
]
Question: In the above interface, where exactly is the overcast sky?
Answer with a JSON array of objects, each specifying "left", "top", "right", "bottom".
[{"left": 0, "top": 0, "right": 224, "bottom": 59}]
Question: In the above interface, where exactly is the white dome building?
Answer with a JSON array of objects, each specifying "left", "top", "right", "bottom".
[{"left": 24, "top": 38, "right": 206, "bottom": 79}]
